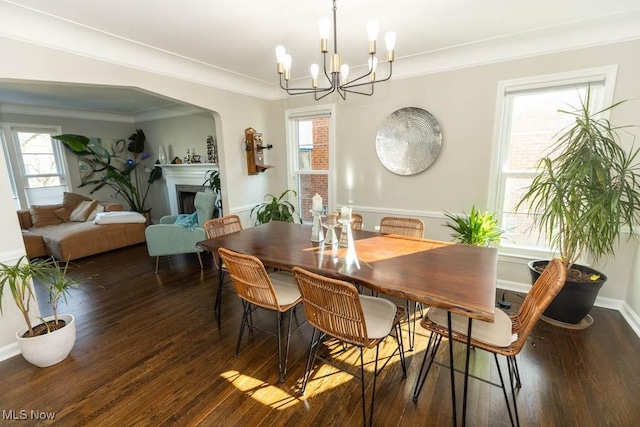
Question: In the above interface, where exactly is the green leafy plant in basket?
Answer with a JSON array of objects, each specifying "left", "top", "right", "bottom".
[
  {"left": 251, "top": 189, "right": 302, "bottom": 225},
  {"left": 53, "top": 131, "right": 162, "bottom": 213},
  {"left": 443, "top": 206, "right": 506, "bottom": 247}
]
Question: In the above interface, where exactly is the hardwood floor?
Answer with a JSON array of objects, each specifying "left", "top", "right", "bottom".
[{"left": 1, "top": 244, "right": 639, "bottom": 426}]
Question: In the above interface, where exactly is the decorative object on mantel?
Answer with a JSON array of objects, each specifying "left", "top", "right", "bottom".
[
  {"left": 158, "top": 145, "right": 168, "bottom": 164},
  {"left": 275, "top": 0, "right": 396, "bottom": 100},
  {"left": 245, "top": 127, "right": 273, "bottom": 175},
  {"left": 206, "top": 135, "right": 218, "bottom": 164},
  {"left": 375, "top": 107, "right": 442, "bottom": 175},
  {"left": 53, "top": 131, "right": 163, "bottom": 213}
]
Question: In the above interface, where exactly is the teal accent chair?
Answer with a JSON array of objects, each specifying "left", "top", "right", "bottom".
[{"left": 146, "top": 191, "right": 216, "bottom": 273}]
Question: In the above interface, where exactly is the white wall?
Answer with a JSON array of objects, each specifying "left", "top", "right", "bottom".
[{"left": 137, "top": 112, "right": 217, "bottom": 221}]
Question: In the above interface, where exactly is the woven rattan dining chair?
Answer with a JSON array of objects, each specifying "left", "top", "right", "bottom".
[
  {"left": 336, "top": 211, "right": 364, "bottom": 231},
  {"left": 218, "top": 247, "right": 302, "bottom": 382},
  {"left": 204, "top": 215, "right": 243, "bottom": 328},
  {"left": 378, "top": 216, "right": 425, "bottom": 351},
  {"left": 412, "top": 258, "right": 567, "bottom": 427},
  {"left": 292, "top": 267, "right": 406, "bottom": 427}
]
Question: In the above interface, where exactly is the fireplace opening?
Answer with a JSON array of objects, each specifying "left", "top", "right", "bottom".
[{"left": 176, "top": 185, "right": 205, "bottom": 214}]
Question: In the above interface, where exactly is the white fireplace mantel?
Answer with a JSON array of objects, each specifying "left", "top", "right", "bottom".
[{"left": 159, "top": 163, "right": 218, "bottom": 215}]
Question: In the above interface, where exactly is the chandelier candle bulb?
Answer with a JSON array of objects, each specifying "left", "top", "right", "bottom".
[{"left": 275, "top": 45, "right": 286, "bottom": 73}]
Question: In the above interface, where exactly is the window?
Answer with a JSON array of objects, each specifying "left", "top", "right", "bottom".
[
  {"left": 489, "top": 67, "right": 617, "bottom": 257},
  {"left": 286, "top": 105, "right": 335, "bottom": 223},
  {"left": 1, "top": 124, "right": 69, "bottom": 209}
]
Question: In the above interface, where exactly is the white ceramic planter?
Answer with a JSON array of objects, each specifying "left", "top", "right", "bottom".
[{"left": 16, "top": 314, "right": 76, "bottom": 368}]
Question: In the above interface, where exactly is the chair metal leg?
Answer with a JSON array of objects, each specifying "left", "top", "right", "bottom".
[
  {"left": 511, "top": 355, "right": 522, "bottom": 388},
  {"left": 412, "top": 332, "right": 442, "bottom": 401},
  {"left": 494, "top": 354, "right": 516, "bottom": 427},
  {"left": 215, "top": 268, "right": 225, "bottom": 329},
  {"left": 507, "top": 356, "right": 521, "bottom": 427},
  {"left": 235, "top": 301, "right": 250, "bottom": 357},
  {"left": 155, "top": 256, "right": 159, "bottom": 274},
  {"left": 406, "top": 299, "right": 414, "bottom": 351},
  {"left": 301, "top": 328, "right": 320, "bottom": 395},
  {"left": 196, "top": 251, "right": 203, "bottom": 269},
  {"left": 369, "top": 344, "right": 381, "bottom": 427},
  {"left": 395, "top": 322, "right": 407, "bottom": 378},
  {"left": 359, "top": 347, "right": 367, "bottom": 427}
]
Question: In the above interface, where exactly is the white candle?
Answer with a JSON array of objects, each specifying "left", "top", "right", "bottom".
[
  {"left": 312, "top": 193, "right": 323, "bottom": 211},
  {"left": 340, "top": 206, "right": 352, "bottom": 220}
]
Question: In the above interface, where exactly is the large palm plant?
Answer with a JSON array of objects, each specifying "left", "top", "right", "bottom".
[
  {"left": 53, "top": 131, "right": 162, "bottom": 213},
  {"left": 516, "top": 89, "right": 640, "bottom": 271}
]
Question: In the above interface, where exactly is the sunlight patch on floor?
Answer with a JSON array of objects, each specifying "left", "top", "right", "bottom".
[{"left": 221, "top": 370, "right": 299, "bottom": 410}]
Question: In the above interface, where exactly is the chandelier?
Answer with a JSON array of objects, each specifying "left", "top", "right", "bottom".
[{"left": 275, "top": 0, "right": 396, "bottom": 100}]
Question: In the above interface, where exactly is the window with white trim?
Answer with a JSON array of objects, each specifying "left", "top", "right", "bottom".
[
  {"left": 286, "top": 105, "right": 335, "bottom": 223},
  {"left": 1, "top": 124, "right": 70, "bottom": 209},
  {"left": 489, "top": 67, "right": 617, "bottom": 258}
]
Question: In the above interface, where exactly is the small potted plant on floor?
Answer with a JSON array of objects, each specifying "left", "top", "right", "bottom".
[
  {"left": 251, "top": 189, "right": 302, "bottom": 225},
  {"left": 443, "top": 206, "right": 506, "bottom": 247},
  {"left": 515, "top": 88, "right": 640, "bottom": 327},
  {"left": 0, "top": 256, "right": 79, "bottom": 367}
]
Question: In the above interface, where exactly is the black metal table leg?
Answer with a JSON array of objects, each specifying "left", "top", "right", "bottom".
[
  {"left": 462, "top": 318, "right": 472, "bottom": 427},
  {"left": 447, "top": 312, "right": 457, "bottom": 427}
]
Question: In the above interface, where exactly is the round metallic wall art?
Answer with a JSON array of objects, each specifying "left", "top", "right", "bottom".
[{"left": 375, "top": 107, "right": 442, "bottom": 175}]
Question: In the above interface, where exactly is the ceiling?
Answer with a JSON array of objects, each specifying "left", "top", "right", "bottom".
[{"left": 1, "top": 0, "right": 640, "bottom": 115}]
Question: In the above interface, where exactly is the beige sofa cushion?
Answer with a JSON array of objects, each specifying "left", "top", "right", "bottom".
[
  {"left": 30, "top": 204, "right": 64, "bottom": 227},
  {"left": 70, "top": 200, "right": 99, "bottom": 222},
  {"left": 62, "top": 192, "right": 92, "bottom": 212}
]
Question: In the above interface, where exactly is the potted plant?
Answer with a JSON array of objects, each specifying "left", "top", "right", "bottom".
[
  {"left": 443, "top": 206, "right": 506, "bottom": 247},
  {"left": 251, "top": 189, "right": 302, "bottom": 225},
  {"left": 0, "top": 256, "right": 79, "bottom": 367},
  {"left": 53, "top": 131, "right": 163, "bottom": 214},
  {"left": 203, "top": 169, "right": 223, "bottom": 218},
  {"left": 515, "top": 89, "right": 640, "bottom": 326}
]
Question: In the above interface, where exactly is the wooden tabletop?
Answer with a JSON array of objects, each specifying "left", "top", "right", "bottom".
[{"left": 197, "top": 221, "right": 497, "bottom": 322}]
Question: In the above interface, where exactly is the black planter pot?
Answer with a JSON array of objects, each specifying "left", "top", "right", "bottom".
[{"left": 528, "top": 260, "right": 607, "bottom": 325}]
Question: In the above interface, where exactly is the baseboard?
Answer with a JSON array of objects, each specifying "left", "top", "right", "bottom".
[
  {"left": 498, "top": 280, "right": 640, "bottom": 339},
  {"left": 620, "top": 303, "right": 640, "bottom": 339},
  {"left": 0, "top": 342, "right": 20, "bottom": 364}
]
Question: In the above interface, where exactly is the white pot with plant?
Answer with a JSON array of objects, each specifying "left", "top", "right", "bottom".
[{"left": 0, "top": 256, "right": 78, "bottom": 367}]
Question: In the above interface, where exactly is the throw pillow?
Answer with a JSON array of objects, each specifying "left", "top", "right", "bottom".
[
  {"left": 53, "top": 207, "right": 72, "bottom": 222},
  {"left": 87, "top": 203, "right": 105, "bottom": 221},
  {"left": 62, "top": 192, "right": 92, "bottom": 212},
  {"left": 30, "top": 204, "right": 64, "bottom": 227},
  {"left": 70, "top": 200, "right": 99, "bottom": 222},
  {"left": 174, "top": 211, "right": 199, "bottom": 230}
]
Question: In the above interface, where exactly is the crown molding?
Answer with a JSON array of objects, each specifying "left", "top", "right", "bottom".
[
  {"left": 0, "top": 103, "right": 134, "bottom": 123},
  {"left": 2, "top": 3, "right": 640, "bottom": 102}
]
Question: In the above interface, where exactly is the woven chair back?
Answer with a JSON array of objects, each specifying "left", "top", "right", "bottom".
[
  {"left": 511, "top": 258, "right": 566, "bottom": 352},
  {"left": 379, "top": 216, "right": 424, "bottom": 238},
  {"left": 292, "top": 267, "right": 369, "bottom": 347},
  {"left": 218, "top": 248, "right": 279, "bottom": 310},
  {"left": 351, "top": 213, "right": 364, "bottom": 231},
  {"left": 204, "top": 215, "right": 242, "bottom": 239}
]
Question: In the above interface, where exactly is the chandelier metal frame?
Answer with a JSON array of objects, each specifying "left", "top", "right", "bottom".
[{"left": 275, "top": 0, "right": 396, "bottom": 100}]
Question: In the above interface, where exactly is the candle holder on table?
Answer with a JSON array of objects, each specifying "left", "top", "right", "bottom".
[
  {"left": 338, "top": 218, "right": 354, "bottom": 248},
  {"left": 310, "top": 210, "right": 324, "bottom": 242},
  {"left": 324, "top": 222, "right": 339, "bottom": 246}
]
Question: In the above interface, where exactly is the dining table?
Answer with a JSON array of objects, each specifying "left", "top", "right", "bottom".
[{"left": 196, "top": 220, "right": 498, "bottom": 426}]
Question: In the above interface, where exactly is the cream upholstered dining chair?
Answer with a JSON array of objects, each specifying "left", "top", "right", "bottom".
[
  {"left": 378, "top": 216, "right": 425, "bottom": 351},
  {"left": 292, "top": 267, "right": 406, "bottom": 427},
  {"left": 412, "top": 258, "right": 566, "bottom": 427},
  {"left": 203, "top": 215, "right": 243, "bottom": 328},
  {"left": 218, "top": 247, "right": 302, "bottom": 382}
]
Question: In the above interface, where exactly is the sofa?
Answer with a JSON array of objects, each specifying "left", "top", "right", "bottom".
[{"left": 18, "top": 192, "right": 147, "bottom": 261}]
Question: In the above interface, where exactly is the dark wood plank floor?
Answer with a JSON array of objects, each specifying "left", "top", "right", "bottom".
[{"left": 1, "top": 244, "right": 639, "bottom": 426}]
